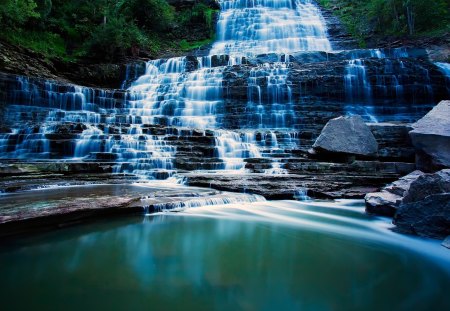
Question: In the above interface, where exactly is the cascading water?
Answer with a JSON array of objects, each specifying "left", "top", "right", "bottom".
[
  {"left": 116, "top": 0, "right": 333, "bottom": 175},
  {"left": 210, "top": 0, "right": 331, "bottom": 57},
  {"left": 435, "top": 62, "right": 450, "bottom": 95},
  {"left": 1, "top": 1, "right": 443, "bottom": 181},
  {"left": 344, "top": 48, "right": 435, "bottom": 123}
]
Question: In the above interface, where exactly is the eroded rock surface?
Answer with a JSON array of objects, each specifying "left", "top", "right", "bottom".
[
  {"left": 367, "top": 169, "right": 450, "bottom": 240},
  {"left": 394, "top": 193, "right": 450, "bottom": 239},
  {"left": 365, "top": 170, "right": 424, "bottom": 216},
  {"left": 409, "top": 101, "right": 450, "bottom": 171},
  {"left": 0, "top": 183, "right": 262, "bottom": 238},
  {"left": 312, "top": 115, "right": 378, "bottom": 157}
]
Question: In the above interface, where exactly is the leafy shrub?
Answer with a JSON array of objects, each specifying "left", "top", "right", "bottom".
[{"left": 84, "top": 16, "right": 148, "bottom": 61}]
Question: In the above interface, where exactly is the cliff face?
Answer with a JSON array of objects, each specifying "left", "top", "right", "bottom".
[{"left": 0, "top": 41, "right": 147, "bottom": 89}]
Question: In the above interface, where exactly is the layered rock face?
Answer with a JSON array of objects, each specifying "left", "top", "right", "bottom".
[
  {"left": 1, "top": 0, "right": 450, "bottom": 201},
  {"left": 0, "top": 47, "right": 448, "bottom": 198},
  {"left": 366, "top": 169, "right": 450, "bottom": 241},
  {"left": 312, "top": 115, "right": 378, "bottom": 157},
  {"left": 409, "top": 101, "right": 450, "bottom": 171}
]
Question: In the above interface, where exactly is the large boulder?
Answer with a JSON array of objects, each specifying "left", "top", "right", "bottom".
[
  {"left": 443, "top": 236, "right": 450, "bottom": 249},
  {"left": 312, "top": 115, "right": 378, "bottom": 157},
  {"left": 393, "top": 169, "right": 450, "bottom": 239},
  {"left": 394, "top": 193, "right": 450, "bottom": 239},
  {"left": 409, "top": 101, "right": 450, "bottom": 171},
  {"left": 402, "top": 169, "right": 450, "bottom": 203},
  {"left": 365, "top": 170, "right": 424, "bottom": 216}
]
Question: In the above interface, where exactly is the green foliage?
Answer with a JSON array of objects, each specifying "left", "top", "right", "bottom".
[
  {"left": 0, "top": 0, "right": 217, "bottom": 61},
  {"left": 176, "top": 3, "right": 218, "bottom": 45},
  {"left": 3, "top": 29, "right": 68, "bottom": 59},
  {"left": 318, "top": 0, "right": 449, "bottom": 44},
  {"left": 118, "top": 0, "right": 175, "bottom": 31},
  {"left": 0, "top": 0, "right": 40, "bottom": 26},
  {"left": 179, "top": 37, "right": 215, "bottom": 51},
  {"left": 84, "top": 16, "right": 148, "bottom": 61},
  {"left": 35, "top": 0, "right": 52, "bottom": 19}
]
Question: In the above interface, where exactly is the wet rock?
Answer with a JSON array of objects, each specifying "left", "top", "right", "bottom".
[
  {"left": 312, "top": 115, "right": 378, "bottom": 157},
  {"left": 369, "top": 123, "right": 415, "bottom": 162},
  {"left": 409, "top": 101, "right": 450, "bottom": 171},
  {"left": 394, "top": 193, "right": 450, "bottom": 239},
  {"left": 443, "top": 236, "right": 450, "bottom": 249},
  {"left": 184, "top": 171, "right": 399, "bottom": 200},
  {"left": 365, "top": 170, "right": 424, "bottom": 216},
  {"left": 402, "top": 169, "right": 450, "bottom": 203}
]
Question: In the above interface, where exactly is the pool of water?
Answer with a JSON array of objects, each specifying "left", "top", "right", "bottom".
[{"left": 0, "top": 199, "right": 449, "bottom": 310}]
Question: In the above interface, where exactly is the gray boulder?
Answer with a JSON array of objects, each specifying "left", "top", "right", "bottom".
[
  {"left": 443, "top": 236, "right": 450, "bottom": 249},
  {"left": 313, "top": 115, "right": 378, "bottom": 157},
  {"left": 409, "top": 100, "right": 450, "bottom": 171},
  {"left": 365, "top": 170, "right": 424, "bottom": 216},
  {"left": 402, "top": 169, "right": 450, "bottom": 203},
  {"left": 392, "top": 169, "right": 450, "bottom": 239},
  {"left": 394, "top": 193, "right": 450, "bottom": 239}
]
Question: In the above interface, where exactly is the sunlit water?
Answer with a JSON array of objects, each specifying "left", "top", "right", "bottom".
[{"left": 1, "top": 200, "right": 449, "bottom": 310}]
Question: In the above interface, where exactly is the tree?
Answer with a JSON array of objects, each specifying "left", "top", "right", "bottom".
[
  {"left": 0, "top": 0, "right": 40, "bottom": 26},
  {"left": 118, "top": 0, "right": 175, "bottom": 31}
]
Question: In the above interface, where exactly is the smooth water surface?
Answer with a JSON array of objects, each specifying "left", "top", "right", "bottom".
[{"left": 1, "top": 200, "right": 449, "bottom": 310}]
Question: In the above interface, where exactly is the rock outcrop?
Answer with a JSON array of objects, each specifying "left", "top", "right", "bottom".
[
  {"left": 443, "top": 236, "right": 450, "bottom": 249},
  {"left": 367, "top": 169, "right": 450, "bottom": 240},
  {"left": 312, "top": 115, "right": 378, "bottom": 157},
  {"left": 409, "top": 101, "right": 450, "bottom": 171},
  {"left": 402, "top": 169, "right": 450, "bottom": 203},
  {"left": 365, "top": 170, "right": 424, "bottom": 216},
  {"left": 394, "top": 193, "right": 450, "bottom": 239}
]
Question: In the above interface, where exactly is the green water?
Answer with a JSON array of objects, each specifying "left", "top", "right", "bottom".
[{"left": 0, "top": 200, "right": 449, "bottom": 311}]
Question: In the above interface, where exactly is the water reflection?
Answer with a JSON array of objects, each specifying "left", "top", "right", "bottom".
[{"left": 0, "top": 200, "right": 449, "bottom": 311}]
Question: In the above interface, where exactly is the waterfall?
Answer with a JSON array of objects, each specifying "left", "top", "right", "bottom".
[
  {"left": 435, "top": 62, "right": 450, "bottom": 95},
  {"left": 344, "top": 48, "right": 434, "bottom": 123},
  {"left": 1, "top": 1, "right": 440, "bottom": 181},
  {"left": 1, "top": 0, "right": 333, "bottom": 177},
  {"left": 210, "top": 0, "right": 331, "bottom": 57},
  {"left": 118, "top": 0, "right": 332, "bottom": 177}
]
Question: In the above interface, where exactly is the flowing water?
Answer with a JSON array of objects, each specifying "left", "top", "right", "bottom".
[
  {"left": 1, "top": 3, "right": 449, "bottom": 307},
  {"left": 0, "top": 0, "right": 335, "bottom": 178},
  {"left": 0, "top": 1, "right": 444, "bottom": 179},
  {"left": 0, "top": 199, "right": 449, "bottom": 311}
]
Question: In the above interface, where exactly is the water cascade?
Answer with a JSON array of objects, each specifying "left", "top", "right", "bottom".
[
  {"left": 210, "top": 0, "right": 331, "bottom": 57},
  {"left": 114, "top": 0, "right": 333, "bottom": 175},
  {"left": 435, "top": 62, "right": 450, "bottom": 95},
  {"left": 344, "top": 49, "right": 436, "bottom": 122},
  {"left": 0, "top": 1, "right": 446, "bottom": 181}
]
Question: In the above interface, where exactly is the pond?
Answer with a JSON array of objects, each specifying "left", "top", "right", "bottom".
[{"left": 0, "top": 199, "right": 449, "bottom": 311}]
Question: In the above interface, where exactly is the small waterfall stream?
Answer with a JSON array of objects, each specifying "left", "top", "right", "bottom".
[{"left": 435, "top": 62, "right": 450, "bottom": 94}]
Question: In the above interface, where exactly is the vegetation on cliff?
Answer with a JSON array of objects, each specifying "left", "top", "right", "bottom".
[
  {"left": 318, "top": 0, "right": 450, "bottom": 46},
  {"left": 0, "top": 0, "right": 218, "bottom": 61}
]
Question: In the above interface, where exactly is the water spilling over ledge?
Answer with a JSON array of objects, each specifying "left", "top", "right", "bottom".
[
  {"left": 0, "top": 0, "right": 449, "bottom": 195},
  {"left": 0, "top": 1, "right": 450, "bottom": 308}
]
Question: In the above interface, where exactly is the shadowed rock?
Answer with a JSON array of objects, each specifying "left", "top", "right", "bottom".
[
  {"left": 402, "top": 169, "right": 450, "bottom": 203},
  {"left": 365, "top": 170, "right": 424, "bottom": 216},
  {"left": 409, "top": 100, "right": 450, "bottom": 171},
  {"left": 312, "top": 115, "right": 378, "bottom": 157},
  {"left": 443, "top": 236, "right": 450, "bottom": 249},
  {"left": 394, "top": 193, "right": 450, "bottom": 239},
  {"left": 367, "top": 169, "right": 450, "bottom": 241}
]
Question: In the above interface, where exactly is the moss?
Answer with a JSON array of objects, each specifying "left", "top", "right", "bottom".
[
  {"left": 179, "top": 36, "right": 215, "bottom": 52},
  {"left": 1, "top": 29, "right": 74, "bottom": 61}
]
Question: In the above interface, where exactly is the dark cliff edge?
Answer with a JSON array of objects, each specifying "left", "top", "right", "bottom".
[{"left": 0, "top": 40, "right": 146, "bottom": 89}]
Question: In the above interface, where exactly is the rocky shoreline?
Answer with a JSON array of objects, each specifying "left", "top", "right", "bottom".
[
  {"left": 1, "top": 18, "right": 449, "bottom": 245},
  {"left": 364, "top": 101, "right": 450, "bottom": 247}
]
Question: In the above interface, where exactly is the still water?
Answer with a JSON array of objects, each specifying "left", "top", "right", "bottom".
[{"left": 0, "top": 200, "right": 449, "bottom": 311}]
